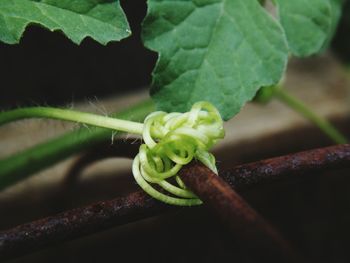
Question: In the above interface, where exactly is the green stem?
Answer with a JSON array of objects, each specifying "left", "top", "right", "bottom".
[
  {"left": 273, "top": 87, "right": 348, "bottom": 144},
  {"left": 0, "top": 107, "right": 144, "bottom": 135},
  {"left": 0, "top": 100, "right": 155, "bottom": 190}
]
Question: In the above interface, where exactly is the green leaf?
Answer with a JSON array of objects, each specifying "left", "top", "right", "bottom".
[
  {"left": 143, "top": 0, "right": 288, "bottom": 120},
  {"left": 274, "top": 0, "right": 341, "bottom": 56},
  {"left": 0, "top": 0, "right": 131, "bottom": 45}
]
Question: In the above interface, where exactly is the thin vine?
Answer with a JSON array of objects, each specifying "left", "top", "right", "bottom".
[
  {"left": 0, "top": 101, "right": 224, "bottom": 205},
  {"left": 255, "top": 85, "right": 348, "bottom": 145}
]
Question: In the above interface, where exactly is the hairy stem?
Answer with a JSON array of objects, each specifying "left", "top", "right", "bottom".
[
  {"left": 274, "top": 87, "right": 348, "bottom": 144},
  {"left": 0, "top": 100, "right": 155, "bottom": 190},
  {"left": 0, "top": 107, "right": 144, "bottom": 134}
]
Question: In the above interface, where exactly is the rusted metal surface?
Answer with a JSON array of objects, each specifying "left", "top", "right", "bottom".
[
  {"left": 0, "top": 144, "right": 349, "bottom": 260},
  {"left": 180, "top": 162, "right": 306, "bottom": 263},
  {"left": 222, "top": 144, "right": 350, "bottom": 189},
  {"left": 0, "top": 191, "right": 171, "bottom": 261}
]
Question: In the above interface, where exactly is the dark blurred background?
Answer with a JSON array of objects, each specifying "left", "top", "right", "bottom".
[
  {"left": 0, "top": 1, "right": 156, "bottom": 109},
  {"left": 333, "top": 2, "right": 350, "bottom": 64}
]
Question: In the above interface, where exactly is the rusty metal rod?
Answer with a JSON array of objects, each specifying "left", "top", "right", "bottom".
[
  {"left": 0, "top": 144, "right": 349, "bottom": 260},
  {"left": 180, "top": 162, "right": 306, "bottom": 263},
  {"left": 222, "top": 144, "right": 350, "bottom": 189},
  {"left": 0, "top": 191, "right": 171, "bottom": 261}
]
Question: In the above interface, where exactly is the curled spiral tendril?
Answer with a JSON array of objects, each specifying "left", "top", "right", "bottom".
[{"left": 132, "top": 101, "right": 225, "bottom": 206}]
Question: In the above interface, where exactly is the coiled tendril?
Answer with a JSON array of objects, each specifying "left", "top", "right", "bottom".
[{"left": 132, "top": 101, "right": 225, "bottom": 206}]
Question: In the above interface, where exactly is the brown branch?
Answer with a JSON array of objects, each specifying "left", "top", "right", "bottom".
[{"left": 0, "top": 144, "right": 349, "bottom": 260}]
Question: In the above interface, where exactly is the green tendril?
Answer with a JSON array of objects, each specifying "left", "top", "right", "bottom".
[
  {"left": 0, "top": 101, "right": 224, "bottom": 206},
  {"left": 132, "top": 101, "right": 225, "bottom": 206}
]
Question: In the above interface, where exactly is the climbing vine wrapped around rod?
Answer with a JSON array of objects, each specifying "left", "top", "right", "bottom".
[{"left": 133, "top": 101, "right": 225, "bottom": 206}]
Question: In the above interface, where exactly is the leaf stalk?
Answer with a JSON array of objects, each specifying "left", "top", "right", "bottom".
[{"left": 273, "top": 86, "right": 348, "bottom": 144}]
